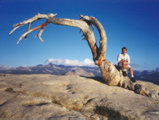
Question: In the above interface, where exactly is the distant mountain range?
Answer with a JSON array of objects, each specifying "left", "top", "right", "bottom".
[
  {"left": 0, "top": 63, "right": 100, "bottom": 76},
  {"left": 0, "top": 64, "right": 158, "bottom": 85},
  {"left": 134, "top": 70, "right": 159, "bottom": 85}
]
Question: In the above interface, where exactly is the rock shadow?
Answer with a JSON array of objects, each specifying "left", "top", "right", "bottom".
[
  {"left": 94, "top": 106, "right": 129, "bottom": 120},
  {"left": 80, "top": 75, "right": 106, "bottom": 84}
]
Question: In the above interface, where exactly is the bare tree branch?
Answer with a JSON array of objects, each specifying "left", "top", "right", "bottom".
[
  {"left": 80, "top": 15, "right": 107, "bottom": 65},
  {"left": 10, "top": 13, "right": 98, "bottom": 61},
  {"left": 12, "top": 13, "right": 57, "bottom": 28},
  {"left": 9, "top": 13, "right": 57, "bottom": 38},
  {"left": 25, "top": 23, "right": 31, "bottom": 40},
  {"left": 16, "top": 21, "right": 49, "bottom": 44},
  {"left": 37, "top": 27, "right": 45, "bottom": 42},
  {"left": 9, "top": 25, "right": 23, "bottom": 36}
]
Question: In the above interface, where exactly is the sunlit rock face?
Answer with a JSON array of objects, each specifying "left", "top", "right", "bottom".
[{"left": 0, "top": 73, "right": 159, "bottom": 120}]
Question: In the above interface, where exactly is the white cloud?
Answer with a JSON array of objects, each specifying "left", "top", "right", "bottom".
[
  {"left": 0, "top": 65, "right": 16, "bottom": 70},
  {"left": 45, "top": 58, "right": 96, "bottom": 67}
]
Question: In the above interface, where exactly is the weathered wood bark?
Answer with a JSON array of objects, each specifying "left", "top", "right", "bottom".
[{"left": 9, "top": 13, "right": 159, "bottom": 99}]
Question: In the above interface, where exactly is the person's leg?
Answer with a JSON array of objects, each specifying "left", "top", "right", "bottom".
[
  {"left": 122, "top": 61, "right": 128, "bottom": 76},
  {"left": 129, "top": 67, "right": 134, "bottom": 77},
  {"left": 129, "top": 66, "right": 136, "bottom": 82}
]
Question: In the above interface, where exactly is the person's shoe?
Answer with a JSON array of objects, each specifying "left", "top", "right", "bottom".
[
  {"left": 131, "top": 77, "right": 136, "bottom": 82},
  {"left": 122, "top": 71, "right": 128, "bottom": 76}
]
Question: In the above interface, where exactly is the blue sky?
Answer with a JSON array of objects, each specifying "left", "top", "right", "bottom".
[{"left": 0, "top": 0, "right": 159, "bottom": 70}]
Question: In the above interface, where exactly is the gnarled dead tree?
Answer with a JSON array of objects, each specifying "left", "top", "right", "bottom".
[{"left": 9, "top": 13, "right": 158, "bottom": 98}]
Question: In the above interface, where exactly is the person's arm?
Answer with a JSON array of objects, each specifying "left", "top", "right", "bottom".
[{"left": 117, "top": 54, "right": 123, "bottom": 63}]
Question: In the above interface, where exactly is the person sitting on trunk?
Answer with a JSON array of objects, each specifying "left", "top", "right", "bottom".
[{"left": 117, "top": 47, "right": 136, "bottom": 82}]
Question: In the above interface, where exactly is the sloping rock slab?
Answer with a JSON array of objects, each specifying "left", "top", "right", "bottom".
[{"left": 0, "top": 74, "right": 159, "bottom": 120}]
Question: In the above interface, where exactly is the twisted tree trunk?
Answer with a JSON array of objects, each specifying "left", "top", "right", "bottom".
[{"left": 9, "top": 13, "right": 158, "bottom": 98}]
